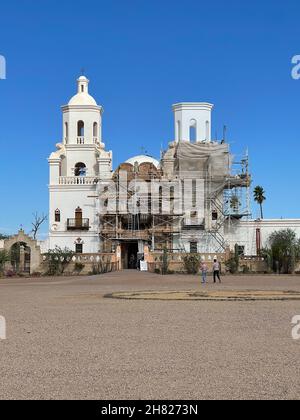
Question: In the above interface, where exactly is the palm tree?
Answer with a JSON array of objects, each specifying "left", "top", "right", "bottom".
[
  {"left": 230, "top": 195, "right": 240, "bottom": 214},
  {"left": 253, "top": 186, "right": 266, "bottom": 219}
]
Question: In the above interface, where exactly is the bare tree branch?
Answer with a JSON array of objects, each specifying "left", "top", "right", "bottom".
[{"left": 31, "top": 212, "right": 47, "bottom": 240}]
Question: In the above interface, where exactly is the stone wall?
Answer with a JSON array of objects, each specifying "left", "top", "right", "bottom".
[
  {"left": 41, "top": 252, "right": 119, "bottom": 275},
  {"left": 146, "top": 251, "right": 226, "bottom": 273}
]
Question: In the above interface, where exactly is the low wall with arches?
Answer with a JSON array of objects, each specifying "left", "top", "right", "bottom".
[
  {"left": 41, "top": 252, "right": 119, "bottom": 275},
  {"left": 146, "top": 251, "right": 227, "bottom": 274}
]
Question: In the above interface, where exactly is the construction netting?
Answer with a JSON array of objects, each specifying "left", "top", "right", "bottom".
[{"left": 174, "top": 142, "right": 231, "bottom": 179}]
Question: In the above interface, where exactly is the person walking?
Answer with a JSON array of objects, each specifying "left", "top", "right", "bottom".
[
  {"left": 213, "top": 259, "right": 221, "bottom": 283},
  {"left": 200, "top": 261, "right": 208, "bottom": 284}
]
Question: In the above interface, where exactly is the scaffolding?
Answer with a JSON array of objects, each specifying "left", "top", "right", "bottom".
[
  {"left": 173, "top": 141, "right": 251, "bottom": 252},
  {"left": 98, "top": 162, "right": 184, "bottom": 253},
  {"left": 95, "top": 142, "right": 251, "bottom": 255}
]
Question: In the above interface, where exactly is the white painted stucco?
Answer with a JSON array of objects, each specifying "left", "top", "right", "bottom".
[
  {"left": 48, "top": 76, "right": 112, "bottom": 253},
  {"left": 173, "top": 103, "right": 213, "bottom": 142},
  {"left": 43, "top": 76, "right": 300, "bottom": 256}
]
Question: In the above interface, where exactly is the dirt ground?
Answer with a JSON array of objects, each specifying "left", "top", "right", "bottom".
[{"left": 0, "top": 271, "right": 300, "bottom": 400}]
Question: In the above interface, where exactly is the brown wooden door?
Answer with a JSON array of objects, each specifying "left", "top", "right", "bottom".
[{"left": 75, "top": 207, "right": 82, "bottom": 228}]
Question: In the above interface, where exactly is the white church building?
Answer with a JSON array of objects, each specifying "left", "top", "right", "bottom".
[{"left": 46, "top": 76, "right": 300, "bottom": 260}]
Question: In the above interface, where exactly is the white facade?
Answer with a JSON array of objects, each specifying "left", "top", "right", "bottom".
[
  {"left": 46, "top": 77, "right": 300, "bottom": 257},
  {"left": 48, "top": 76, "right": 112, "bottom": 253},
  {"left": 226, "top": 219, "right": 300, "bottom": 256}
]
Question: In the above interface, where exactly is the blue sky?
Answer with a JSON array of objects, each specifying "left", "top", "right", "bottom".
[{"left": 0, "top": 0, "right": 299, "bottom": 237}]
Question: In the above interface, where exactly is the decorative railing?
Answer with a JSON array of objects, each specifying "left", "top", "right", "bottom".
[
  {"left": 59, "top": 176, "right": 98, "bottom": 185},
  {"left": 41, "top": 253, "right": 119, "bottom": 273},
  {"left": 77, "top": 136, "right": 85, "bottom": 144},
  {"left": 67, "top": 218, "right": 90, "bottom": 230},
  {"left": 93, "top": 137, "right": 98, "bottom": 144}
]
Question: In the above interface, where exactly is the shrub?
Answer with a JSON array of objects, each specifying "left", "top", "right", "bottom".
[
  {"left": 5, "top": 269, "right": 15, "bottom": 277},
  {"left": 0, "top": 249, "right": 10, "bottom": 275},
  {"left": 241, "top": 265, "right": 250, "bottom": 274},
  {"left": 234, "top": 243, "right": 240, "bottom": 272},
  {"left": 31, "top": 272, "right": 42, "bottom": 277},
  {"left": 91, "top": 261, "right": 112, "bottom": 275},
  {"left": 74, "top": 262, "right": 85, "bottom": 273},
  {"left": 161, "top": 247, "right": 169, "bottom": 275},
  {"left": 226, "top": 257, "right": 238, "bottom": 274},
  {"left": 44, "top": 247, "right": 74, "bottom": 275},
  {"left": 183, "top": 254, "right": 200, "bottom": 274},
  {"left": 266, "top": 229, "right": 300, "bottom": 274}
]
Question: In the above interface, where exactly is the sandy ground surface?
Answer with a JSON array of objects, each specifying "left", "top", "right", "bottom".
[{"left": 0, "top": 271, "right": 300, "bottom": 400}]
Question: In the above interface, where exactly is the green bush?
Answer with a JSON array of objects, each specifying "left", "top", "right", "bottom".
[
  {"left": 226, "top": 257, "right": 238, "bottom": 274},
  {"left": 241, "top": 265, "right": 250, "bottom": 274},
  {"left": 0, "top": 250, "right": 10, "bottom": 275},
  {"left": 44, "top": 247, "right": 74, "bottom": 275},
  {"left": 183, "top": 254, "right": 200, "bottom": 274},
  {"left": 161, "top": 247, "right": 169, "bottom": 275},
  {"left": 74, "top": 262, "right": 85, "bottom": 273},
  {"left": 264, "top": 229, "right": 300, "bottom": 274}
]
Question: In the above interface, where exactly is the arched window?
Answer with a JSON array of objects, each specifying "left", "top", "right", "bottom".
[
  {"left": 74, "top": 162, "right": 86, "bottom": 177},
  {"left": 77, "top": 120, "right": 84, "bottom": 137},
  {"left": 176, "top": 120, "right": 181, "bottom": 141},
  {"left": 159, "top": 186, "right": 162, "bottom": 214},
  {"left": 55, "top": 209, "right": 61, "bottom": 222},
  {"left": 75, "top": 237, "right": 83, "bottom": 254},
  {"left": 205, "top": 120, "right": 210, "bottom": 142},
  {"left": 93, "top": 122, "right": 98, "bottom": 137},
  {"left": 65, "top": 122, "right": 69, "bottom": 143},
  {"left": 170, "top": 186, "right": 175, "bottom": 213},
  {"left": 189, "top": 119, "right": 197, "bottom": 142}
]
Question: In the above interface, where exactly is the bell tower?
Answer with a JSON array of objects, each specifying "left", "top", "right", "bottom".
[
  {"left": 62, "top": 76, "right": 104, "bottom": 146},
  {"left": 173, "top": 102, "right": 214, "bottom": 143},
  {"left": 48, "top": 75, "right": 113, "bottom": 253}
]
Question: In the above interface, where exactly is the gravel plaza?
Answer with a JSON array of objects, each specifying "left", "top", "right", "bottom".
[{"left": 0, "top": 271, "right": 300, "bottom": 400}]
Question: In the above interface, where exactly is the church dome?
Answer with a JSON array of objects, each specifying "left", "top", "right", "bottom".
[
  {"left": 125, "top": 155, "right": 159, "bottom": 168},
  {"left": 68, "top": 76, "right": 97, "bottom": 106}
]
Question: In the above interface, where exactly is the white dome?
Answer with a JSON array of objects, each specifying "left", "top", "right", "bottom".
[
  {"left": 68, "top": 93, "right": 97, "bottom": 106},
  {"left": 125, "top": 155, "right": 159, "bottom": 167},
  {"left": 68, "top": 76, "right": 97, "bottom": 106}
]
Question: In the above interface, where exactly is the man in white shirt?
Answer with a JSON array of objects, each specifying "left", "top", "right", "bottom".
[{"left": 213, "top": 259, "right": 221, "bottom": 283}]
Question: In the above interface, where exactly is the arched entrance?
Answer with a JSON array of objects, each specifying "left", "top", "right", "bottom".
[
  {"left": 3, "top": 229, "right": 41, "bottom": 275},
  {"left": 10, "top": 242, "right": 31, "bottom": 274}
]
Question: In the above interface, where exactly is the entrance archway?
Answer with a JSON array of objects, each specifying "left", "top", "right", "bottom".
[
  {"left": 121, "top": 242, "right": 139, "bottom": 269},
  {"left": 3, "top": 229, "right": 42, "bottom": 274},
  {"left": 10, "top": 242, "right": 31, "bottom": 274}
]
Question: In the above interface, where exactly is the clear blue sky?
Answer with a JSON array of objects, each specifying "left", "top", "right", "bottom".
[{"left": 0, "top": 0, "right": 299, "bottom": 237}]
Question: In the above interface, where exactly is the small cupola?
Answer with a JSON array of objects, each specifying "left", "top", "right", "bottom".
[
  {"left": 68, "top": 75, "right": 97, "bottom": 106},
  {"left": 77, "top": 75, "right": 89, "bottom": 94}
]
